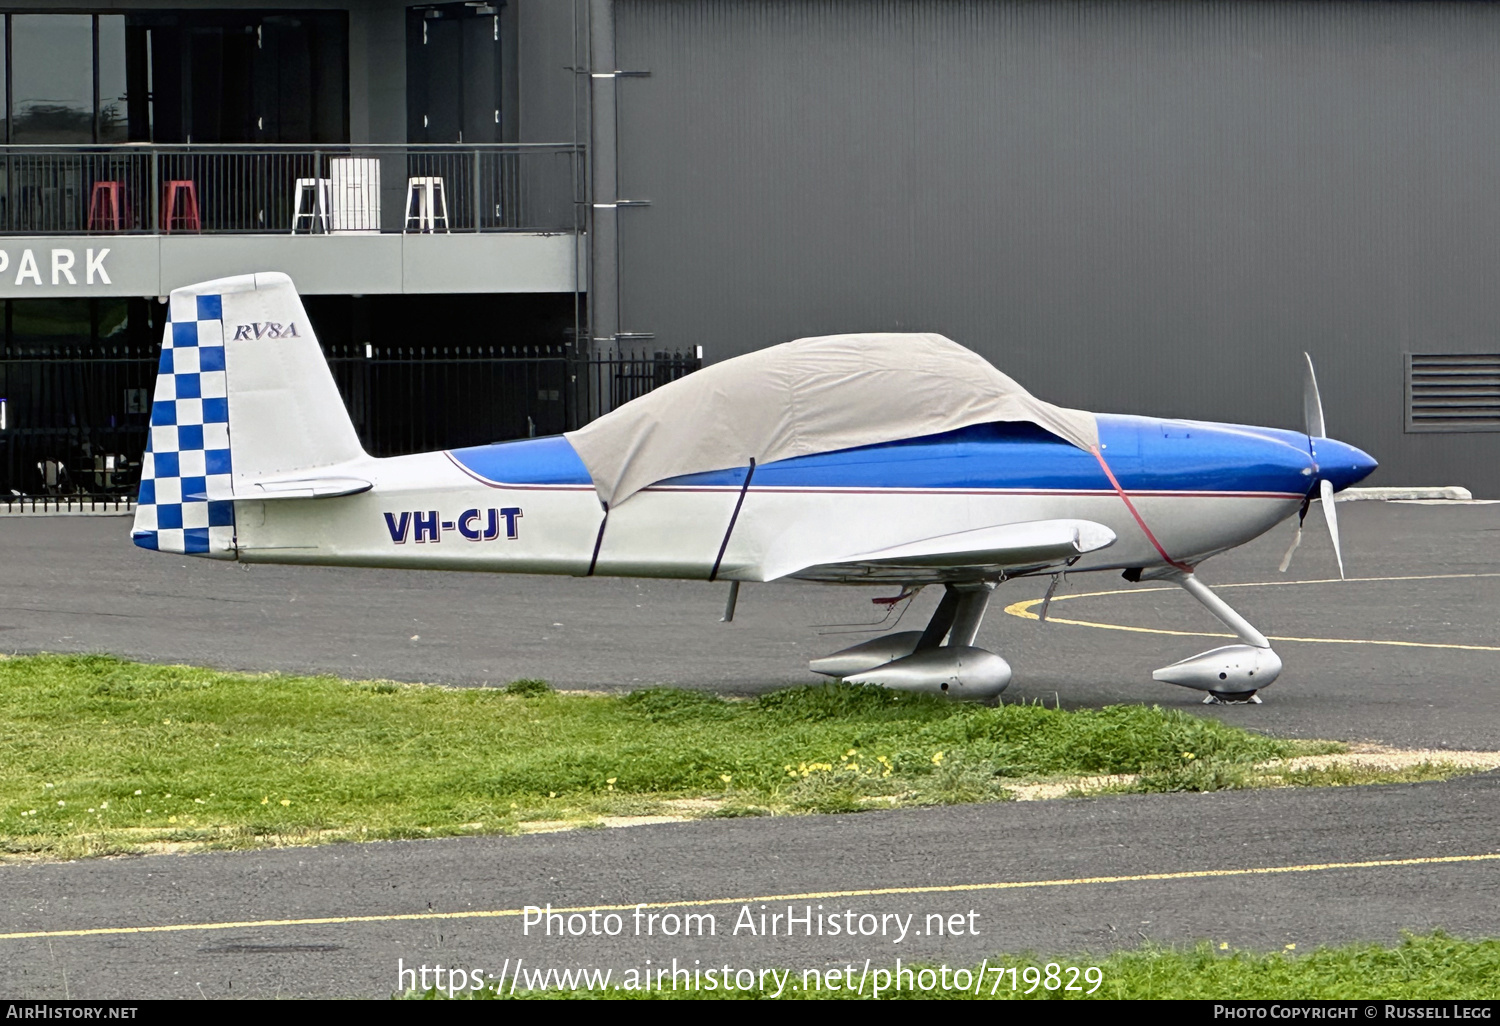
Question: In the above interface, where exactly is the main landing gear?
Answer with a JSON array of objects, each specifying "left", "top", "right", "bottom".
[{"left": 808, "top": 582, "right": 1011, "bottom": 699}]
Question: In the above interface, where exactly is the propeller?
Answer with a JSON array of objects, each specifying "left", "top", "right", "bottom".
[
  {"left": 1279, "top": 353, "right": 1345, "bottom": 579},
  {"left": 1320, "top": 477, "right": 1344, "bottom": 579}
]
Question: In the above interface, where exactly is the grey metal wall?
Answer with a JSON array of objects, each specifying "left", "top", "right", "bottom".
[
  {"left": 612, "top": 0, "right": 1500, "bottom": 495},
  {"left": 518, "top": 0, "right": 586, "bottom": 228}
]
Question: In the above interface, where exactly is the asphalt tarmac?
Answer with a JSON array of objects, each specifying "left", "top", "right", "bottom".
[
  {"left": 1, "top": 777, "right": 1496, "bottom": 998},
  {"left": 1, "top": 501, "right": 1497, "bottom": 997},
  {"left": 1, "top": 500, "right": 1496, "bottom": 747}
]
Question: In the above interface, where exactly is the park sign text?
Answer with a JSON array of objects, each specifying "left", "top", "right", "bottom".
[
  {"left": 0, "top": 246, "right": 113, "bottom": 286},
  {"left": 0, "top": 237, "right": 159, "bottom": 297},
  {"left": 0, "top": 233, "right": 577, "bottom": 298}
]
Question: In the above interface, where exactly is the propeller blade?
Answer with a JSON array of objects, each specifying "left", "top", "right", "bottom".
[
  {"left": 1303, "top": 352, "right": 1327, "bottom": 440},
  {"left": 1319, "top": 478, "right": 1344, "bottom": 579},
  {"left": 1277, "top": 523, "right": 1303, "bottom": 573},
  {"left": 1278, "top": 491, "right": 1312, "bottom": 574}
]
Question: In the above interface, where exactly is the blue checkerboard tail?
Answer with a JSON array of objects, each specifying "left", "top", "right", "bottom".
[
  {"left": 133, "top": 272, "right": 365, "bottom": 558},
  {"left": 131, "top": 282, "right": 236, "bottom": 556}
]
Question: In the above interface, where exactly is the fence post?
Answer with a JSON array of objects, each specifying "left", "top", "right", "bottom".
[
  {"left": 150, "top": 149, "right": 160, "bottom": 233},
  {"left": 473, "top": 148, "right": 482, "bottom": 232}
]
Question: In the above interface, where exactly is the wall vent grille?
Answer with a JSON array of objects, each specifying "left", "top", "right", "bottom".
[{"left": 1406, "top": 353, "right": 1500, "bottom": 432}]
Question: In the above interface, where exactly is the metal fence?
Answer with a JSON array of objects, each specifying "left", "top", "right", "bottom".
[
  {"left": 574, "top": 347, "right": 704, "bottom": 427},
  {"left": 0, "top": 143, "right": 583, "bottom": 235},
  {"left": 0, "top": 344, "right": 701, "bottom": 499},
  {"left": 326, "top": 342, "right": 578, "bottom": 457},
  {"left": 0, "top": 338, "right": 157, "bottom": 504},
  {"left": 325, "top": 343, "right": 702, "bottom": 458}
]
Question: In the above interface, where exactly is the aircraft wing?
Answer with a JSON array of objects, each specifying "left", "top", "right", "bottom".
[{"left": 768, "top": 518, "right": 1116, "bottom": 584}]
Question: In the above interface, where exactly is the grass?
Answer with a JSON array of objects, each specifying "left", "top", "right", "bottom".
[
  {"left": 0, "top": 652, "right": 1429, "bottom": 862},
  {"left": 405, "top": 932, "right": 1500, "bottom": 1000}
]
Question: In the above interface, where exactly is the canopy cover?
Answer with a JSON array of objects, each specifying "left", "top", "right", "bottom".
[{"left": 565, "top": 332, "right": 1099, "bottom": 507}]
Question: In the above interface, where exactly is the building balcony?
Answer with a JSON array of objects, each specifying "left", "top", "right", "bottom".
[{"left": 0, "top": 143, "right": 584, "bottom": 297}]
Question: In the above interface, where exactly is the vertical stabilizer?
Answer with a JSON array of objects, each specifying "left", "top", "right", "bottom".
[{"left": 132, "top": 272, "right": 364, "bottom": 557}]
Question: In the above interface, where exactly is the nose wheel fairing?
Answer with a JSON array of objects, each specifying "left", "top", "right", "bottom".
[
  {"left": 1150, "top": 571, "right": 1283, "bottom": 702},
  {"left": 1153, "top": 643, "right": 1280, "bottom": 703}
]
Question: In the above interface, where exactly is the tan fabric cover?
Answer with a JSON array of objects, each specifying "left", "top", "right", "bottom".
[{"left": 565, "top": 332, "right": 1099, "bottom": 507}]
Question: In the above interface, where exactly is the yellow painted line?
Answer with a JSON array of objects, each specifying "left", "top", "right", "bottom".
[
  {"left": 2, "top": 853, "right": 1497, "bottom": 943},
  {"left": 1003, "top": 572, "right": 1500, "bottom": 652}
]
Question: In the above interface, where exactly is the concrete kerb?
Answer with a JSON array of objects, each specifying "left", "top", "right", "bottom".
[{"left": 1336, "top": 486, "right": 1473, "bottom": 502}]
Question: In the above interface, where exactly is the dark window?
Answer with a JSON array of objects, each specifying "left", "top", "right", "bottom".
[
  {"left": 97, "top": 16, "right": 128, "bottom": 143},
  {"left": 123, "top": 10, "right": 348, "bottom": 144},
  {"left": 9, "top": 298, "right": 94, "bottom": 351},
  {"left": 0, "top": 12, "right": 348, "bottom": 145},
  {"left": 9, "top": 15, "right": 94, "bottom": 144}
]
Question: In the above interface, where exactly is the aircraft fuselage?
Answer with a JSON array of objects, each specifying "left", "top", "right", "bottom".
[{"left": 233, "top": 413, "right": 1375, "bottom": 584}]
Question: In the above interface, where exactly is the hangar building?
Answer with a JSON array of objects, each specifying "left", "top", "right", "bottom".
[{"left": 2, "top": 0, "right": 1498, "bottom": 501}]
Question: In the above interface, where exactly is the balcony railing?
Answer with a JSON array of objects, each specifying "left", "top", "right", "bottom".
[{"left": 0, "top": 143, "right": 584, "bottom": 235}]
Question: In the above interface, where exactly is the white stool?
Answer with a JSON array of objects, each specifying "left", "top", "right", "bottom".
[
  {"left": 404, "top": 176, "right": 450, "bottom": 233},
  {"left": 291, "top": 178, "right": 331, "bottom": 234}
]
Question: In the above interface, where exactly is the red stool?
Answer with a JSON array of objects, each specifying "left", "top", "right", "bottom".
[
  {"left": 161, "top": 180, "right": 200, "bottom": 233},
  {"left": 87, "top": 181, "right": 126, "bottom": 232}
]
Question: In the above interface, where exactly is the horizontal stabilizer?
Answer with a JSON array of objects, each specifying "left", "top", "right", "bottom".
[{"left": 239, "top": 475, "right": 373, "bottom": 500}]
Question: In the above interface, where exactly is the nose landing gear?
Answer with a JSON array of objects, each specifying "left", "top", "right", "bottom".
[{"left": 1150, "top": 571, "right": 1281, "bottom": 703}]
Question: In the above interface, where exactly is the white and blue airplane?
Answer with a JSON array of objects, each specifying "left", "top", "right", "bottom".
[{"left": 131, "top": 273, "right": 1376, "bottom": 703}]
